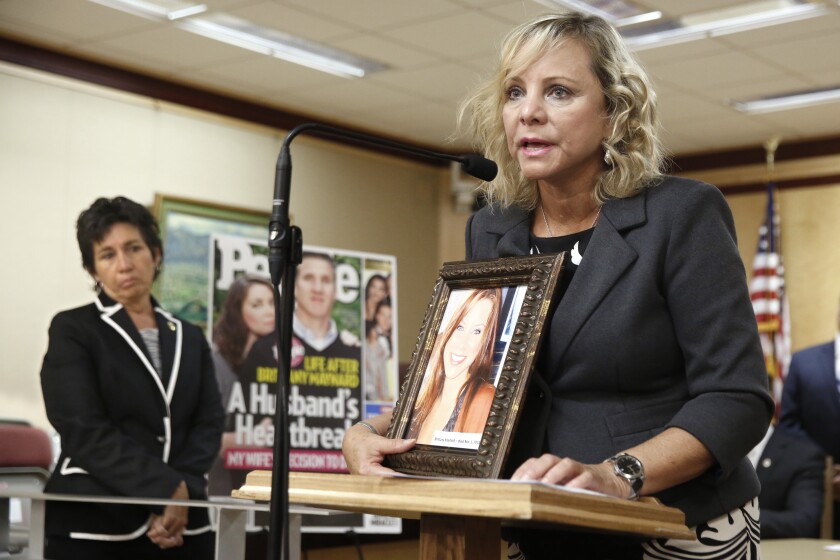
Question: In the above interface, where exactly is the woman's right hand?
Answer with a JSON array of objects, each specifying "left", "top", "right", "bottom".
[
  {"left": 342, "top": 416, "right": 415, "bottom": 475},
  {"left": 147, "top": 480, "right": 189, "bottom": 549}
]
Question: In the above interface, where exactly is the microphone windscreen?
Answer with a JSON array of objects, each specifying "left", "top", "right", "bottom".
[{"left": 460, "top": 154, "right": 498, "bottom": 182}]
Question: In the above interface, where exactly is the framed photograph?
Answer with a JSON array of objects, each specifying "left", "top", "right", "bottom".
[
  {"left": 384, "top": 253, "right": 565, "bottom": 479},
  {"left": 152, "top": 193, "right": 269, "bottom": 331}
]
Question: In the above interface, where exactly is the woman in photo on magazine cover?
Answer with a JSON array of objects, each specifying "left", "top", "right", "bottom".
[{"left": 209, "top": 274, "right": 275, "bottom": 494}]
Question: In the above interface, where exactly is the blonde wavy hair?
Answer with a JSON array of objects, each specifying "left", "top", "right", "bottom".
[{"left": 458, "top": 12, "right": 666, "bottom": 209}]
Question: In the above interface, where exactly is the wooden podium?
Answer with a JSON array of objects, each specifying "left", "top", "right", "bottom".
[{"left": 233, "top": 471, "right": 694, "bottom": 560}]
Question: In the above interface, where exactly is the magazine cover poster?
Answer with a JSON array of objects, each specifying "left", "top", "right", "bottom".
[{"left": 207, "top": 234, "right": 399, "bottom": 533}]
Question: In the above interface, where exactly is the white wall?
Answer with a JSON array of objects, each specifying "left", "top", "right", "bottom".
[{"left": 0, "top": 62, "right": 447, "bottom": 431}]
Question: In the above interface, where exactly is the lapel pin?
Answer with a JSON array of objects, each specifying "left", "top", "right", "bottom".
[
  {"left": 761, "top": 458, "right": 772, "bottom": 468},
  {"left": 167, "top": 321, "right": 176, "bottom": 331}
]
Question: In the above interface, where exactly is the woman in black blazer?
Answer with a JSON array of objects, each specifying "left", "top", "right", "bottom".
[
  {"left": 40, "top": 196, "right": 224, "bottom": 560},
  {"left": 343, "top": 12, "right": 774, "bottom": 560}
]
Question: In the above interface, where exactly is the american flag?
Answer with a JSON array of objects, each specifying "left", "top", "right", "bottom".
[{"left": 748, "top": 182, "right": 791, "bottom": 412}]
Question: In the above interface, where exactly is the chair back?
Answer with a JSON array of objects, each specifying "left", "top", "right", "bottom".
[
  {"left": 0, "top": 422, "right": 52, "bottom": 470},
  {"left": 0, "top": 421, "right": 53, "bottom": 554}
]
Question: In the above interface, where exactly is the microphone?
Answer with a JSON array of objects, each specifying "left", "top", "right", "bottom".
[
  {"left": 265, "top": 123, "right": 496, "bottom": 560},
  {"left": 459, "top": 153, "right": 498, "bottom": 182}
]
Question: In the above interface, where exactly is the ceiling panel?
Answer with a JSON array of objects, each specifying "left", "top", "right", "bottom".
[
  {"left": 0, "top": 0, "right": 153, "bottom": 42},
  {"left": 379, "top": 11, "right": 512, "bottom": 60},
  {"left": 282, "top": 0, "right": 464, "bottom": 32},
  {"left": 76, "top": 25, "right": 252, "bottom": 73},
  {"left": 650, "top": 50, "right": 792, "bottom": 92},
  {"left": 712, "top": 10, "right": 840, "bottom": 49},
  {"left": 225, "top": 2, "right": 360, "bottom": 42},
  {"left": 182, "top": 55, "right": 336, "bottom": 99},
  {"left": 645, "top": 0, "right": 738, "bottom": 18},
  {"left": 756, "top": 103, "right": 840, "bottom": 139},
  {"left": 1, "top": 0, "right": 840, "bottom": 157},
  {"left": 368, "top": 61, "right": 485, "bottom": 105},
  {"left": 331, "top": 35, "right": 439, "bottom": 70},
  {"left": 751, "top": 32, "right": 840, "bottom": 75},
  {"left": 707, "top": 77, "right": 816, "bottom": 105}
]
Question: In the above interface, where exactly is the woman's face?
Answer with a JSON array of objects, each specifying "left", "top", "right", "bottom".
[
  {"left": 242, "top": 283, "right": 275, "bottom": 337},
  {"left": 375, "top": 304, "right": 392, "bottom": 332},
  {"left": 367, "top": 278, "right": 387, "bottom": 306},
  {"left": 92, "top": 222, "right": 159, "bottom": 307},
  {"left": 442, "top": 298, "right": 494, "bottom": 381},
  {"left": 502, "top": 39, "right": 609, "bottom": 188}
]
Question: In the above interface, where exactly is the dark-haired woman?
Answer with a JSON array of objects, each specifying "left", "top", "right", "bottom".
[
  {"left": 40, "top": 196, "right": 224, "bottom": 560},
  {"left": 209, "top": 274, "right": 275, "bottom": 493},
  {"left": 212, "top": 274, "right": 275, "bottom": 414}
]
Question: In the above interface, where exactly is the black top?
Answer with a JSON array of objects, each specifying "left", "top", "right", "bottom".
[{"left": 530, "top": 227, "right": 594, "bottom": 302}]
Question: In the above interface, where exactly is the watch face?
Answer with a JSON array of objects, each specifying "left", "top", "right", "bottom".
[{"left": 615, "top": 454, "right": 643, "bottom": 477}]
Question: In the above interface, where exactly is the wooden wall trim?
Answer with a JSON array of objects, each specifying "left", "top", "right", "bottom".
[
  {"left": 678, "top": 154, "right": 840, "bottom": 193},
  {"left": 670, "top": 135, "right": 840, "bottom": 173},
  {"left": 0, "top": 35, "right": 451, "bottom": 168}
]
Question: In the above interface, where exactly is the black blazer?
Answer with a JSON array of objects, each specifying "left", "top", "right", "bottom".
[
  {"left": 466, "top": 176, "right": 774, "bottom": 527},
  {"left": 756, "top": 428, "right": 825, "bottom": 539},
  {"left": 40, "top": 292, "right": 224, "bottom": 540}
]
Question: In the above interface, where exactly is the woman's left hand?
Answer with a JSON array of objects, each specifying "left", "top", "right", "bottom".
[{"left": 510, "top": 453, "right": 633, "bottom": 499}]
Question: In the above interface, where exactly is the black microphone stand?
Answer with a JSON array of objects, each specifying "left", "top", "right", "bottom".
[{"left": 266, "top": 123, "right": 496, "bottom": 560}]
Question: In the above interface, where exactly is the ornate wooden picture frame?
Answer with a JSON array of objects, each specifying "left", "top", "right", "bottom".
[{"left": 384, "top": 253, "right": 565, "bottom": 479}]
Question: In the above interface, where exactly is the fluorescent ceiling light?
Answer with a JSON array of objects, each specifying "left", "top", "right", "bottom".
[
  {"left": 623, "top": 0, "right": 828, "bottom": 50},
  {"left": 178, "top": 14, "right": 387, "bottom": 78},
  {"left": 533, "top": 0, "right": 661, "bottom": 27},
  {"left": 91, "top": 0, "right": 202, "bottom": 20},
  {"left": 531, "top": 0, "right": 829, "bottom": 50},
  {"left": 616, "top": 11, "right": 662, "bottom": 27},
  {"left": 166, "top": 4, "right": 206, "bottom": 20},
  {"left": 729, "top": 86, "right": 840, "bottom": 113},
  {"left": 88, "top": 0, "right": 387, "bottom": 79}
]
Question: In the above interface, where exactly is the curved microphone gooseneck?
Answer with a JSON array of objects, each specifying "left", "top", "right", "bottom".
[{"left": 266, "top": 122, "right": 497, "bottom": 560}]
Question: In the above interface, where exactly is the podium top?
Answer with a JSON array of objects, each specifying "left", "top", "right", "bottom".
[{"left": 233, "top": 471, "right": 694, "bottom": 540}]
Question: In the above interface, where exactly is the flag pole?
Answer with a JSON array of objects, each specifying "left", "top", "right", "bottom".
[{"left": 762, "top": 136, "right": 785, "bottom": 414}]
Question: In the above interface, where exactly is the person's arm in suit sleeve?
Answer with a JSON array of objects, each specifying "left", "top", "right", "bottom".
[
  {"left": 760, "top": 440, "right": 825, "bottom": 539},
  {"left": 660, "top": 184, "right": 774, "bottom": 477},
  {"left": 778, "top": 355, "right": 810, "bottom": 441},
  {"left": 167, "top": 333, "right": 225, "bottom": 496}
]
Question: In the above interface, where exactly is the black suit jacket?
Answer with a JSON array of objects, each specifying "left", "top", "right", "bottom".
[
  {"left": 40, "top": 292, "right": 224, "bottom": 540},
  {"left": 466, "top": 176, "right": 774, "bottom": 527},
  {"left": 757, "top": 428, "right": 826, "bottom": 539},
  {"left": 779, "top": 341, "right": 839, "bottom": 461}
]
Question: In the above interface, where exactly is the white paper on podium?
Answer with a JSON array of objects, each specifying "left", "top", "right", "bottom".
[{"left": 389, "top": 471, "right": 610, "bottom": 498}]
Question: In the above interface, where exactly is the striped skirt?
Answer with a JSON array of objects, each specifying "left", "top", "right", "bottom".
[{"left": 508, "top": 499, "right": 761, "bottom": 560}]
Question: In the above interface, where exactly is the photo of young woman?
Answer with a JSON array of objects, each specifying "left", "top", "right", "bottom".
[{"left": 406, "top": 288, "right": 502, "bottom": 447}]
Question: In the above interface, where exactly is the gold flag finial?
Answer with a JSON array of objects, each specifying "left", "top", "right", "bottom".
[{"left": 764, "top": 136, "right": 782, "bottom": 176}]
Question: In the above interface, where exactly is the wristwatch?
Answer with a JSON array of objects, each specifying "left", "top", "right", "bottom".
[{"left": 607, "top": 453, "right": 645, "bottom": 500}]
